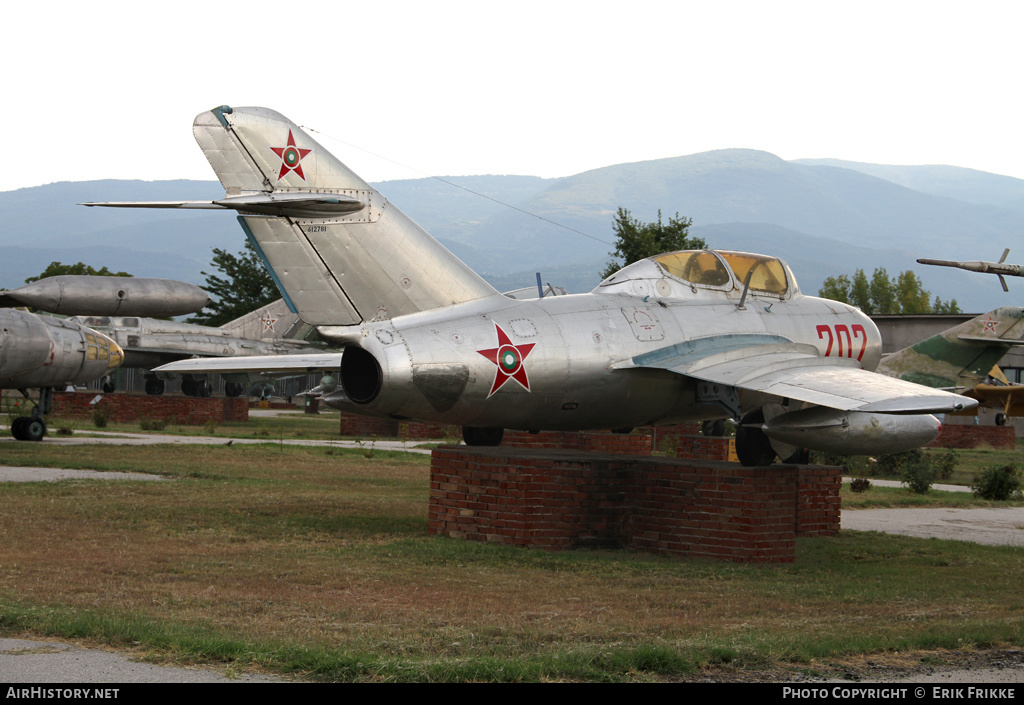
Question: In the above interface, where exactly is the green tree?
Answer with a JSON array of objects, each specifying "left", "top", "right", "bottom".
[
  {"left": 600, "top": 207, "right": 704, "bottom": 280},
  {"left": 25, "top": 262, "right": 132, "bottom": 284},
  {"left": 850, "top": 269, "right": 871, "bottom": 312},
  {"left": 896, "top": 270, "right": 932, "bottom": 314},
  {"left": 818, "top": 267, "right": 960, "bottom": 314},
  {"left": 186, "top": 241, "right": 280, "bottom": 327},
  {"left": 869, "top": 267, "right": 896, "bottom": 314},
  {"left": 818, "top": 274, "right": 851, "bottom": 304}
]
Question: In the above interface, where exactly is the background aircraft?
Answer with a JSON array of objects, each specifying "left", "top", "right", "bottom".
[
  {"left": 87, "top": 106, "right": 976, "bottom": 464},
  {"left": 1, "top": 309, "right": 123, "bottom": 440},
  {"left": 69, "top": 298, "right": 326, "bottom": 396},
  {"left": 0, "top": 275, "right": 209, "bottom": 317},
  {"left": 0, "top": 275, "right": 208, "bottom": 440},
  {"left": 877, "top": 306, "right": 1024, "bottom": 425}
]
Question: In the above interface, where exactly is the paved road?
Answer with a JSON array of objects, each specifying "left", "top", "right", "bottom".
[{"left": 0, "top": 638, "right": 280, "bottom": 683}]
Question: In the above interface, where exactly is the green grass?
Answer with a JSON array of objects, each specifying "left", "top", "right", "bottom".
[
  {"left": 2, "top": 441, "right": 1024, "bottom": 681},
  {"left": 31, "top": 409, "right": 398, "bottom": 442},
  {"left": 840, "top": 483, "right": 1024, "bottom": 508}
]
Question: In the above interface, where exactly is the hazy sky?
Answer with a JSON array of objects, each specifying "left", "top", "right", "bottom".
[{"left": 5, "top": 1, "right": 1023, "bottom": 192}]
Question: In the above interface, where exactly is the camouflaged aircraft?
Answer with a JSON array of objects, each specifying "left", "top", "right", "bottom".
[
  {"left": 877, "top": 307, "right": 1024, "bottom": 425},
  {"left": 84, "top": 106, "right": 977, "bottom": 465}
]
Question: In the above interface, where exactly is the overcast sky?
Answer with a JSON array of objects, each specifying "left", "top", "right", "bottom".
[{"left": 5, "top": 1, "right": 1023, "bottom": 192}]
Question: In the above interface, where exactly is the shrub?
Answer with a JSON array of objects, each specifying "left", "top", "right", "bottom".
[
  {"left": 92, "top": 408, "right": 108, "bottom": 428},
  {"left": 139, "top": 417, "right": 167, "bottom": 431},
  {"left": 810, "top": 451, "right": 871, "bottom": 474},
  {"left": 971, "top": 465, "right": 1023, "bottom": 501},
  {"left": 932, "top": 448, "right": 959, "bottom": 481},
  {"left": 876, "top": 449, "right": 924, "bottom": 477},
  {"left": 902, "top": 460, "right": 935, "bottom": 494},
  {"left": 849, "top": 477, "right": 872, "bottom": 493}
]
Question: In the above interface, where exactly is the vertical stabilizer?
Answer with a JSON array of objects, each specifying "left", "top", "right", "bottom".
[
  {"left": 219, "top": 298, "right": 309, "bottom": 341},
  {"left": 192, "top": 106, "right": 499, "bottom": 326}
]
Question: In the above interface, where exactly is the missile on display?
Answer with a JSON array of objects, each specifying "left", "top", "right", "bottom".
[
  {"left": 0, "top": 276, "right": 211, "bottom": 317},
  {"left": 918, "top": 249, "right": 1023, "bottom": 292}
]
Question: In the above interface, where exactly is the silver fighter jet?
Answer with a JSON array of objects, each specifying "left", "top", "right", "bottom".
[
  {"left": 0, "top": 309, "right": 123, "bottom": 440},
  {"left": 69, "top": 298, "right": 325, "bottom": 397},
  {"left": 85, "top": 106, "right": 977, "bottom": 464}
]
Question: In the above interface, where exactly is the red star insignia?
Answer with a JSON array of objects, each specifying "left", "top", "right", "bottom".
[
  {"left": 261, "top": 313, "right": 277, "bottom": 333},
  {"left": 477, "top": 323, "right": 536, "bottom": 397},
  {"left": 983, "top": 317, "right": 999, "bottom": 333},
  {"left": 270, "top": 129, "right": 312, "bottom": 181}
]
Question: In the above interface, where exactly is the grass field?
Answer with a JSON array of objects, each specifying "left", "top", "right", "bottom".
[{"left": 1, "top": 440, "right": 1024, "bottom": 682}]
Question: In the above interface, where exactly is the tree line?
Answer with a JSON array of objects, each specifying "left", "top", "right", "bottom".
[{"left": 818, "top": 268, "right": 960, "bottom": 314}]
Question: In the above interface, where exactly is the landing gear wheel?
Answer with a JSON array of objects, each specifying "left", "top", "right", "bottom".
[
  {"left": 145, "top": 379, "right": 165, "bottom": 396},
  {"left": 462, "top": 426, "right": 505, "bottom": 446},
  {"left": 996, "top": 412, "right": 1008, "bottom": 426},
  {"left": 12, "top": 417, "right": 44, "bottom": 441},
  {"left": 23, "top": 418, "right": 45, "bottom": 441},
  {"left": 101, "top": 377, "right": 116, "bottom": 394},
  {"left": 11, "top": 417, "right": 28, "bottom": 440},
  {"left": 735, "top": 409, "right": 777, "bottom": 467},
  {"left": 225, "top": 382, "right": 243, "bottom": 398}
]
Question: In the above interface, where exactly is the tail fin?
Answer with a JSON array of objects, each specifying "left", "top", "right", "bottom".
[
  {"left": 192, "top": 106, "right": 498, "bottom": 327},
  {"left": 219, "top": 298, "right": 310, "bottom": 341},
  {"left": 877, "top": 307, "right": 1024, "bottom": 389}
]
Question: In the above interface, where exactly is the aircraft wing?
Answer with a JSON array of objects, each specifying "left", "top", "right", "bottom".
[
  {"left": 153, "top": 352, "right": 343, "bottom": 376},
  {"left": 963, "top": 383, "right": 1024, "bottom": 411},
  {"left": 618, "top": 336, "right": 976, "bottom": 414}
]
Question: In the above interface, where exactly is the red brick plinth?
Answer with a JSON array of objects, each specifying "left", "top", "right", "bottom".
[
  {"left": 929, "top": 424, "right": 1015, "bottom": 450},
  {"left": 428, "top": 446, "right": 840, "bottom": 563},
  {"left": 503, "top": 430, "right": 654, "bottom": 454},
  {"left": 50, "top": 391, "right": 247, "bottom": 425}
]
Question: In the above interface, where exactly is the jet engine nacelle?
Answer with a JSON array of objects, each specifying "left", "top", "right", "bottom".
[
  {"left": 331, "top": 343, "right": 451, "bottom": 420},
  {"left": 762, "top": 406, "right": 941, "bottom": 457}
]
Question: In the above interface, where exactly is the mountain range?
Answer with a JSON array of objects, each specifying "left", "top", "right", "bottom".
[{"left": 2, "top": 149, "right": 1023, "bottom": 312}]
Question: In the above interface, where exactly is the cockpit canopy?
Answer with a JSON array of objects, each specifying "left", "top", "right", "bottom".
[{"left": 599, "top": 250, "right": 798, "bottom": 298}]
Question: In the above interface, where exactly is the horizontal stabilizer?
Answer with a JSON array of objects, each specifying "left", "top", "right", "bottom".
[
  {"left": 154, "top": 352, "right": 343, "bottom": 377},
  {"left": 958, "top": 335, "right": 1024, "bottom": 346},
  {"left": 82, "top": 192, "right": 365, "bottom": 218}
]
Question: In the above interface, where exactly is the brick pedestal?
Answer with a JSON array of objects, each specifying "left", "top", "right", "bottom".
[
  {"left": 50, "top": 391, "right": 247, "bottom": 425},
  {"left": 428, "top": 447, "right": 840, "bottom": 563},
  {"left": 929, "top": 423, "right": 1015, "bottom": 450},
  {"left": 503, "top": 430, "right": 654, "bottom": 454}
]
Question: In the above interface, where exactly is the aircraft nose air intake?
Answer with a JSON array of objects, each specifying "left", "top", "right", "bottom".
[{"left": 106, "top": 339, "right": 124, "bottom": 371}]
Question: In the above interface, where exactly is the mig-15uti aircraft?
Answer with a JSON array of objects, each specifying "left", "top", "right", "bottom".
[
  {"left": 84, "top": 106, "right": 976, "bottom": 465},
  {"left": 1, "top": 275, "right": 210, "bottom": 440}
]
